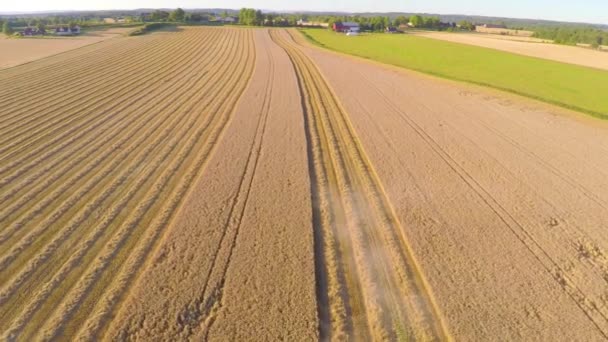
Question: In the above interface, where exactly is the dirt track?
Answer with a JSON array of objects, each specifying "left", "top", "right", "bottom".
[
  {"left": 2, "top": 26, "right": 608, "bottom": 340},
  {"left": 414, "top": 31, "right": 608, "bottom": 70}
]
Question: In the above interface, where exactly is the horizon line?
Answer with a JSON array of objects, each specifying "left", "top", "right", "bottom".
[{"left": 0, "top": 8, "right": 606, "bottom": 26}]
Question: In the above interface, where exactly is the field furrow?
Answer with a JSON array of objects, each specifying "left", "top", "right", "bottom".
[
  {"left": 0, "top": 27, "right": 257, "bottom": 340},
  {"left": 0, "top": 29, "right": 234, "bottom": 295},
  {"left": 0, "top": 35, "right": 199, "bottom": 155},
  {"left": 0, "top": 29, "right": 211, "bottom": 166},
  {"left": 0, "top": 29, "right": 225, "bottom": 236}
]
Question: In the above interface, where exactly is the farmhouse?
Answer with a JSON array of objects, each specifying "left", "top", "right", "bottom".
[
  {"left": 385, "top": 27, "right": 398, "bottom": 34},
  {"left": 21, "top": 27, "right": 46, "bottom": 36},
  {"left": 333, "top": 22, "right": 360, "bottom": 33},
  {"left": 55, "top": 25, "right": 81, "bottom": 36}
]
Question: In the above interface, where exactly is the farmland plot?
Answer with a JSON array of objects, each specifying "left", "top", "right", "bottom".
[
  {"left": 3, "top": 24, "right": 608, "bottom": 342},
  {"left": 0, "top": 27, "right": 255, "bottom": 340}
]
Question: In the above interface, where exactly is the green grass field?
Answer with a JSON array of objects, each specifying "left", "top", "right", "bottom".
[{"left": 300, "top": 29, "right": 608, "bottom": 119}]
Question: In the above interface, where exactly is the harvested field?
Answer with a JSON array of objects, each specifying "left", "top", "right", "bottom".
[
  {"left": 0, "top": 27, "right": 133, "bottom": 69},
  {"left": 0, "top": 26, "right": 256, "bottom": 340},
  {"left": 2, "top": 25, "right": 608, "bottom": 341},
  {"left": 413, "top": 31, "right": 608, "bottom": 71}
]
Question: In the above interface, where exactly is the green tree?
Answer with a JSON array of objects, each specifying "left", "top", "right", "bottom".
[
  {"left": 264, "top": 14, "right": 275, "bottom": 26},
  {"left": 3, "top": 21, "right": 13, "bottom": 36},
  {"left": 409, "top": 15, "right": 424, "bottom": 28},
  {"left": 423, "top": 17, "right": 440, "bottom": 29},
  {"left": 393, "top": 15, "right": 409, "bottom": 27},
  {"left": 238, "top": 8, "right": 257, "bottom": 25},
  {"left": 169, "top": 8, "right": 186, "bottom": 22},
  {"left": 151, "top": 10, "right": 170, "bottom": 21},
  {"left": 458, "top": 20, "right": 475, "bottom": 31},
  {"left": 255, "top": 10, "right": 264, "bottom": 26}
]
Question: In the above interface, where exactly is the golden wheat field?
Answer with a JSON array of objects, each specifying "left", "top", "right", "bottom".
[{"left": 2, "top": 26, "right": 608, "bottom": 341}]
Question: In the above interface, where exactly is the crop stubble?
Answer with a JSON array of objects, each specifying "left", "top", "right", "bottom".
[
  {"left": 3, "top": 24, "right": 608, "bottom": 342},
  {"left": 0, "top": 27, "right": 256, "bottom": 340}
]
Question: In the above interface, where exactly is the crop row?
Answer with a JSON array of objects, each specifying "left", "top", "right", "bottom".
[{"left": 0, "top": 27, "right": 256, "bottom": 340}]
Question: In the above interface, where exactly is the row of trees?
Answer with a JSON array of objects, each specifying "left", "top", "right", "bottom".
[
  {"left": 238, "top": 8, "right": 264, "bottom": 26},
  {"left": 150, "top": 8, "right": 185, "bottom": 22},
  {"left": 238, "top": 9, "right": 296, "bottom": 27},
  {"left": 307, "top": 14, "right": 469, "bottom": 32},
  {"left": 533, "top": 27, "right": 606, "bottom": 47},
  {"left": 3, "top": 21, "right": 13, "bottom": 36}
]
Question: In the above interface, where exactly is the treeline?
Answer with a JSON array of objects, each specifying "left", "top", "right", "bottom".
[
  {"left": 533, "top": 27, "right": 607, "bottom": 47},
  {"left": 0, "top": 8, "right": 220, "bottom": 33},
  {"left": 147, "top": 8, "right": 210, "bottom": 22},
  {"left": 237, "top": 8, "right": 295, "bottom": 27},
  {"left": 237, "top": 10, "right": 471, "bottom": 32}
]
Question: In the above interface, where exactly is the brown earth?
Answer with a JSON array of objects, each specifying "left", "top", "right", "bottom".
[
  {"left": 414, "top": 31, "right": 608, "bottom": 70},
  {"left": 0, "top": 27, "right": 133, "bottom": 69},
  {"left": 2, "top": 25, "right": 608, "bottom": 341}
]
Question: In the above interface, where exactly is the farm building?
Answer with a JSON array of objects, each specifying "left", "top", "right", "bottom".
[
  {"left": 296, "top": 19, "right": 330, "bottom": 28},
  {"left": 385, "top": 27, "right": 398, "bottom": 34},
  {"left": 55, "top": 25, "right": 81, "bottom": 36},
  {"left": 333, "top": 22, "right": 360, "bottom": 33},
  {"left": 21, "top": 27, "right": 46, "bottom": 36},
  {"left": 214, "top": 16, "right": 236, "bottom": 23}
]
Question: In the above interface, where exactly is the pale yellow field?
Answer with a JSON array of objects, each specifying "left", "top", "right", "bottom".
[
  {"left": 0, "top": 27, "right": 132, "bottom": 69},
  {"left": 2, "top": 26, "right": 608, "bottom": 341},
  {"left": 414, "top": 31, "right": 608, "bottom": 70}
]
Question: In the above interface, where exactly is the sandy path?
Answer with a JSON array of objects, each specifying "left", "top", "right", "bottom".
[
  {"left": 0, "top": 28, "right": 132, "bottom": 69},
  {"left": 105, "top": 29, "right": 318, "bottom": 340},
  {"left": 413, "top": 31, "right": 608, "bottom": 71},
  {"left": 294, "top": 29, "right": 608, "bottom": 340}
]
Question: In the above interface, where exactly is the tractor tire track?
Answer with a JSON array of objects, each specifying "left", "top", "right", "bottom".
[{"left": 271, "top": 29, "right": 450, "bottom": 341}]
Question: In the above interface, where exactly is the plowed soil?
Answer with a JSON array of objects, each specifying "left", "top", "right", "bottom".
[{"left": 2, "top": 26, "right": 608, "bottom": 341}]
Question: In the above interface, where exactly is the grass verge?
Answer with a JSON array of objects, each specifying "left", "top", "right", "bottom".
[{"left": 299, "top": 29, "right": 608, "bottom": 119}]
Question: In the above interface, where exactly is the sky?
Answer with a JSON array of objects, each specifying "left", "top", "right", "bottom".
[{"left": 1, "top": 0, "right": 607, "bottom": 25}]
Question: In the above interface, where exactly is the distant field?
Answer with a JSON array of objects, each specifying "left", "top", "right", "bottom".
[
  {"left": 300, "top": 29, "right": 608, "bottom": 118},
  {"left": 413, "top": 31, "right": 608, "bottom": 71},
  {"left": 0, "top": 27, "right": 133, "bottom": 69}
]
